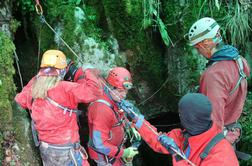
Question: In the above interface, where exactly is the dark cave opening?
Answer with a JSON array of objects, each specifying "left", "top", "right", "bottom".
[
  {"left": 13, "top": 10, "right": 38, "bottom": 93},
  {"left": 78, "top": 107, "right": 180, "bottom": 166}
]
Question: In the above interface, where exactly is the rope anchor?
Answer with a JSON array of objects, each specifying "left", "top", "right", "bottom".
[{"left": 35, "top": 0, "right": 43, "bottom": 15}]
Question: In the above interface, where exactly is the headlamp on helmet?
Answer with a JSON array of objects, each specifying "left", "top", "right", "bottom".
[{"left": 107, "top": 67, "right": 133, "bottom": 90}]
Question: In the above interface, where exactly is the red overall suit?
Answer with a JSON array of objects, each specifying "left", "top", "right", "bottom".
[
  {"left": 15, "top": 69, "right": 102, "bottom": 165},
  {"left": 87, "top": 92, "right": 129, "bottom": 166},
  {"left": 135, "top": 119, "right": 239, "bottom": 166}
]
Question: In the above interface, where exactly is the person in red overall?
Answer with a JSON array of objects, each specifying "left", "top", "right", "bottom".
[
  {"left": 15, "top": 50, "right": 102, "bottom": 166},
  {"left": 119, "top": 93, "right": 239, "bottom": 166},
  {"left": 187, "top": 17, "right": 250, "bottom": 146},
  {"left": 87, "top": 67, "right": 140, "bottom": 166}
]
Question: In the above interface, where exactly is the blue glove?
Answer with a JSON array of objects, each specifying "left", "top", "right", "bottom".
[
  {"left": 158, "top": 134, "right": 180, "bottom": 155},
  {"left": 117, "top": 100, "right": 139, "bottom": 121}
]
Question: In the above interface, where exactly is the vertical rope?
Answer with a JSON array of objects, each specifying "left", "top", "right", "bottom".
[
  {"left": 13, "top": 50, "right": 24, "bottom": 88},
  {"left": 36, "top": 23, "right": 42, "bottom": 73}
]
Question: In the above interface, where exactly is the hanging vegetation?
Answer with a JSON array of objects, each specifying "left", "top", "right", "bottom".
[{"left": 0, "top": 0, "right": 251, "bottom": 165}]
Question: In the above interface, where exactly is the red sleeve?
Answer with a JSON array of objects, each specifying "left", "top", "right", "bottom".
[
  {"left": 135, "top": 119, "right": 183, "bottom": 154},
  {"left": 88, "top": 103, "right": 124, "bottom": 158},
  {"left": 14, "top": 77, "right": 35, "bottom": 109},
  {"left": 74, "top": 68, "right": 85, "bottom": 83},
  {"left": 70, "top": 69, "right": 103, "bottom": 103},
  {"left": 199, "top": 68, "right": 229, "bottom": 129}
]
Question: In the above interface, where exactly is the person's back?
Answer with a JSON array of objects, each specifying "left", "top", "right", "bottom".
[
  {"left": 199, "top": 57, "right": 250, "bottom": 128},
  {"left": 87, "top": 67, "right": 140, "bottom": 166},
  {"left": 120, "top": 93, "right": 239, "bottom": 165},
  {"left": 187, "top": 17, "right": 250, "bottom": 145},
  {"left": 15, "top": 49, "right": 102, "bottom": 166}
]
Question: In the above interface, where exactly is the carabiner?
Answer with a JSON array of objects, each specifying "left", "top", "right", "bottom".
[{"left": 35, "top": 3, "right": 43, "bottom": 15}]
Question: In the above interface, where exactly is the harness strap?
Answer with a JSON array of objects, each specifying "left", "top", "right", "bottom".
[
  {"left": 31, "top": 120, "right": 40, "bottom": 147},
  {"left": 89, "top": 99, "right": 127, "bottom": 164},
  {"left": 29, "top": 98, "right": 40, "bottom": 147},
  {"left": 46, "top": 97, "right": 81, "bottom": 116},
  {"left": 200, "top": 133, "right": 225, "bottom": 160},
  {"left": 229, "top": 56, "right": 247, "bottom": 95}
]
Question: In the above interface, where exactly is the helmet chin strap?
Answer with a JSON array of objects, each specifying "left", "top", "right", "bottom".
[{"left": 200, "top": 38, "right": 221, "bottom": 59}]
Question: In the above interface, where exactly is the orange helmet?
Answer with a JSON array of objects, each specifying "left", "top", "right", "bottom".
[
  {"left": 40, "top": 50, "right": 67, "bottom": 69},
  {"left": 107, "top": 67, "right": 133, "bottom": 90}
]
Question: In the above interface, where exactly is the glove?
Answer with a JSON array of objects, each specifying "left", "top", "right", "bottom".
[
  {"left": 131, "top": 127, "right": 141, "bottom": 141},
  {"left": 118, "top": 100, "right": 140, "bottom": 121},
  {"left": 122, "top": 147, "right": 139, "bottom": 163},
  {"left": 64, "top": 60, "right": 78, "bottom": 81},
  {"left": 158, "top": 134, "right": 180, "bottom": 155}
]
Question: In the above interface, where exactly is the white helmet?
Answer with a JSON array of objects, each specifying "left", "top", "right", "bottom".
[{"left": 188, "top": 17, "right": 220, "bottom": 46}]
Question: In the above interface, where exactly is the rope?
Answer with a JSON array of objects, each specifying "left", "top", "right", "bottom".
[
  {"left": 39, "top": 16, "right": 84, "bottom": 64},
  {"left": 36, "top": 23, "right": 42, "bottom": 72},
  {"left": 100, "top": 80, "right": 195, "bottom": 166},
  {"left": 14, "top": 50, "right": 24, "bottom": 88},
  {"left": 153, "top": 123, "right": 180, "bottom": 127},
  {"left": 137, "top": 76, "right": 169, "bottom": 106}
]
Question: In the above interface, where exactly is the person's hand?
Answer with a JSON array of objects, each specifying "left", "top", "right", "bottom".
[
  {"left": 225, "top": 128, "right": 240, "bottom": 144},
  {"left": 118, "top": 100, "right": 139, "bottom": 121},
  {"left": 158, "top": 134, "right": 180, "bottom": 155},
  {"left": 131, "top": 127, "right": 141, "bottom": 141},
  {"left": 122, "top": 147, "right": 139, "bottom": 163}
]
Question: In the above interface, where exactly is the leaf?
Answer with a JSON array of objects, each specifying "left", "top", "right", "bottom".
[
  {"left": 75, "top": 0, "right": 81, "bottom": 5},
  {"left": 157, "top": 18, "right": 170, "bottom": 46},
  {"left": 215, "top": 0, "right": 220, "bottom": 10}
]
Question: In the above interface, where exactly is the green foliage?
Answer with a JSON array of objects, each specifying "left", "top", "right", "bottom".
[
  {"left": 0, "top": 32, "right": 16, "bottom": 131},
  {"left": 223, "top": 1, "right": 251, "bottom": 47},
  {"left": 9, "top": 19, "right": 21, "bottom": 33},
  {"left": 17, "top": 0, "right": 35, "bottom": 13},
  {"left": 143, "top": 0, "right": 172, "bottom": 46},
  {"left": 103, "top": 0, "right": 166, "bottom": 89},
  {"left": 67, "top": 0, "right": 82, "bottom": 5},
  {"left": 239, "top": 92, "right": 252, "bottom": 165}
]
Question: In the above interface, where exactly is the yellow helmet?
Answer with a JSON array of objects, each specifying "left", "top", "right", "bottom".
[{"left": 40, "top": 50, "right": 67, "bottom": 69}]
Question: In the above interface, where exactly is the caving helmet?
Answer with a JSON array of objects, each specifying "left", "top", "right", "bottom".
[
  {"left": 188, "top": 17, "right": 220, "bottom": 46},
  {"left": 40, "top": 50, "right": 67, "bottom": 69},
  {"left": 107, "top": 67, "right": 133, "bottom": 90}
]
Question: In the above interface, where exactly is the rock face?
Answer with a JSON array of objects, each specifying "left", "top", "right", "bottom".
[
  {"left": 1, "top": 0, "right": 252, "bottom": 165},
  {"left": 0, "top": 1, "right": 41, "bottom": 165}
]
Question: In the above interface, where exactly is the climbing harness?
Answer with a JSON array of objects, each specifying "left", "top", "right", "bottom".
[
  {"left": 88, "top": 98, "right": 129, "bottom": 165},
  {"left": 100, "top": 80, "right": 196, "bottom": 166},
  {"left": 40, "top": 141, "right": 88, "bottom": 166},
  {"left": 200, "top": 133, "right": 225, "bottom": 160},
  {"left": 29, "top": 96, "right": 81, "bottom": 147},
  {"left": 46, "top": 97, "right": 81, "bottom": 116},
  {"left": 229, "top": 56, "right": 247, "bottom": 95}
]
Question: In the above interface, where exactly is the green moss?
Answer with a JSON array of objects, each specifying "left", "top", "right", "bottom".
[
  {"left": 103, "top": 0, "right": 166, "bottom": 87},
  {"left": 9, "top": 19, "right": 21, "bottom": 33},
  {"left": 0, "top": 32, "right": 16, "bottom": 131},
  {"left": 0, "top": 31, "right": 16, "bottom": 164}
]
